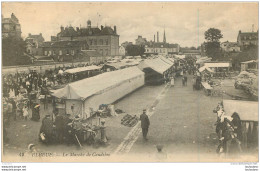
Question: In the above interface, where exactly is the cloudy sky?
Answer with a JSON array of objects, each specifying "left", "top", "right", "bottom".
[{"left": 2, "top": 2, "right": 258, "bottom": 47}]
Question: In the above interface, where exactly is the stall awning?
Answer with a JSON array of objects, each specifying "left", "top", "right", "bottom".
[
  {"left": 139, "top": 58, "right": 172, "bottom": 74},
  {"left": 199, "top": 66, "right": 214, "bottom": 73},
  {"left": 52, "top": 66, "right": 144, "bottom": 100},
  {"left": 65, "top": 65, "right": 102, "bottom": 74},
  {"left": 223, "top": 100, "right": 258, "bottom": 122},
  {"left": 204, "top": 62, "right": 230, "bottom": 68}
]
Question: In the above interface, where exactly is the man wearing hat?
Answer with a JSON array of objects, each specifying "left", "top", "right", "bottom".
[{"left": 140, "top": 109, "right": 150, "bottom": 141}]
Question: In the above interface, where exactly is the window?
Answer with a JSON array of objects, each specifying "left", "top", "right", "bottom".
[
  {"left": 105, "top": 39, "right": 108, "bottom": 45},
  {"left": 71, "top": 50, "right": 74, "bottom": 55},
  {"left": 89, "top": 39, "right": 93, "bottom": 45},
  {"left": 66, "top": 49, "right": 69, "bottom": 55},
  {"left": 100, "top": 49, "right": 103, "bottom": 56},
  {"left": 59, "top": 50, "right": 62, "bottom": 55},
  {"left": 99, "top": 39, "right": 103, "bottom": 45},
  {"left": 48, "top": 51, "right": 52, "bottom": 55},
  {"left": 44, "top": 51, "right": 48, "bottom": 56},
  {"left": 94, "top": 39, "right": 97, "bottom": 45}
]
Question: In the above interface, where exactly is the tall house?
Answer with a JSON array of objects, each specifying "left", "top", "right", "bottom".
[
  {"left": 135, "top": 35, "right": 147, "bottom": 45},
  {"left": 237, "top": 30, "right": 258, "bottom": 51},
  {"left": 55, "top": 20, "right": 119, "bottom": 56},
  {"left": 2, "top": 13, "right": 22, "bottom": 38},
  {"left": 25, "top": 33, "right": 45, "bottom": 55}
]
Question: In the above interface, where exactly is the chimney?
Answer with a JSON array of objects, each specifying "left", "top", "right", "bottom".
[
  {"left": 114, "top": 26, "right": 117, "bottom": 34},
  {"left": 154, "top": 35, "right": 155, "bottom": 42},
  {"left": 101, "top": 25, "right": 104, "bottom": 30},
  {"left": 157, "top": 31, "right": 159, "bottom": 42},
  {"left": 61, "top": 26, "right": 64, "bottom": 32}
]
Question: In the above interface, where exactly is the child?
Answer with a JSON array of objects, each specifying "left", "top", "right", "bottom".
[{"left": 23, "top": 106, "right": 29, "bottom": 120}]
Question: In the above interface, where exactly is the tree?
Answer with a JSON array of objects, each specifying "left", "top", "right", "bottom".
[
  {"left": 125, "top": 45, "right": 145, "bottom": 56},
  {"left": 204, "top": 28, "right": 223, "bottom": 60},
  {"left": 2, "top": 36, "right": 30, "bottom": 66}
]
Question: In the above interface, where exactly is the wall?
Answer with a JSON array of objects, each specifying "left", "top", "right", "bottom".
[
  {"left": 65, "top": 100, "right": 83, "bottom": 118},
  {"left": 61, "top": 35, "right": 119, "bottom": 56}
]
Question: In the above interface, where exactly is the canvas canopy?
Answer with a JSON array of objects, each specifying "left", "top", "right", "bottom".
[
  {"left": 159, "top": 57, "right": 174, "bottom": 66},
  {"left": 196, "top": 57, "right": 212, "bottom": 64},
  {"left": 139, "top": 58, "right": 173, "bottom": 74},
  {"left": 223, "top": 100, "right": 258, "bottom": 122},
  {"left": 52, "top": 66, "right": 144, "bottom": 100},
  {"left": 199, "top": 66, "right": 214, "bottom": 73},
  {"left": 65, "top": 65, "right": 101, "bottom": 74},
  {"left": 204, "top": 62, "right": 230, "bottom": 68}
]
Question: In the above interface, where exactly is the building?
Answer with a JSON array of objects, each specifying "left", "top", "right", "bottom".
[
  {"left": 25, "top": 33, "right": 45, "bottom": 56},
  {"left": 54, "top": 20, "right": 119, "bottom": 56},
  {"left": 240, "top": 60, "right": 258, "bottom": 71},
  {"left": 119, "top": 46, "right": 126, "bottom": 56},
  {"left": 221, "top": 41, "right": 240, "bottom": 52},
  {"left": 144, "top": 30, "right": 180, "bottom": 55},
  {"left": 2, "top": 13, "right": 21, "bottom": 38},
  {"left": 41, "top": 40, "right": 88, "bottom": 62},
  {"left": 135, "top": 35, "right": 147, "bottom": 45},
  {"left": 145, "top": 42, "right": 180, "bottom": 55},
  {"left": 237, "top": 30, "right": 258, "bottom": 51}
]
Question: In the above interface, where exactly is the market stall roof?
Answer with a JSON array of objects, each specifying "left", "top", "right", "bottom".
[
  {"left": 199, "top": 66, "right": 214, "bottom": 72},
  {"left": 159, "top": 56, "right": 174, "bottom": 66},
  {"left": 168, "top": 58, "right": 174, "bottom": 63},
  {"left": 196, "top": 57, "right": 212, "bottom": 64},
  {"left": 52, "top": 66, "right": 144, "bottom": 100},
  {"left": 104, "top": 62, "right": 128, "bottom": 69},
  {"left": 204, "top": 62, "right": 230, "bottom": 68},
  {"left": 223, "top": 100, "right": 258, "bottom": 122},
  {"left": 241, "top": 60, "right": 258, "bottom": 64},
  {"left": 174, "top": 55, "right": 186, "bottom": 59},
  {"left": 64, "top": 65, "right": 102, "bottom": 74},
  {"left": 139, "top": 58, "right": 172, "bottom": 74}
]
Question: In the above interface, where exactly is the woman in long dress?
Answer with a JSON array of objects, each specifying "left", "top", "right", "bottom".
[{"left": 170, "top": 77, "right": 175, "bottom": 87}]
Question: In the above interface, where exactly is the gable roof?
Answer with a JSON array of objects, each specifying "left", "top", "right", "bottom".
[
  {"left": 57, "top": 26, "right": 118, "bottom": 37},
  {"left": 52, "top": 66, "right": 144, "bottom": 100}
]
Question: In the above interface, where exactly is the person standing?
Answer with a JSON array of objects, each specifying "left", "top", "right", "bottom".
[
  {"left": 140, "top": 109, "right": 150, "bottom": 141},
  {"left": 54, "top": 113, "right": 64, "bottom": 143}
]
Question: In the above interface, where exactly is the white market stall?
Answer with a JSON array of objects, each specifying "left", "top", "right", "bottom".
[
  {"left": 138, "top": 58, "right": 173, "bottom": 84},
  {"left": 52, "top": 66, "right": 145, "bottom": 119}
]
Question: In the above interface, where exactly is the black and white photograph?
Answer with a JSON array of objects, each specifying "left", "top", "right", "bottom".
[{"left": 1, "top": 2, "right": 259, "bottom": 163}]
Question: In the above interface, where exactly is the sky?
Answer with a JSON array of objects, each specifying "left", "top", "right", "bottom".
[{"left": 2, "top": 2, "right": 259, "bottom": 47}]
